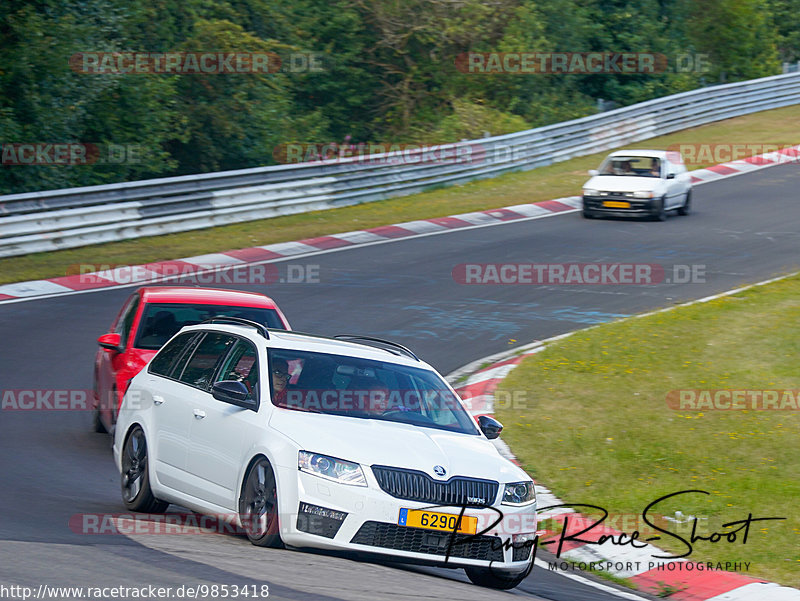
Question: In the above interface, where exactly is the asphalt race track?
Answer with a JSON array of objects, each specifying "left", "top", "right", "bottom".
[{"left": 1, "top": 165, "right": 798, "bottom": 600}]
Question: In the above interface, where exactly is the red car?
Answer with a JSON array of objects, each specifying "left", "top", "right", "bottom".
[{"left": 92, "top": 287, "right": 291, "bottom": 433}]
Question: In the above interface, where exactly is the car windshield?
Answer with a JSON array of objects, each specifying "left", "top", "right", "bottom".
[
  {"left": 598, "top": 156, "right": 661, "bottom": 178},
  {"left": 134, "top": 303, "right": 284, "bottom": 350},
  {"left": 268, "top": 348, "right": 480, "bottom": 436}
]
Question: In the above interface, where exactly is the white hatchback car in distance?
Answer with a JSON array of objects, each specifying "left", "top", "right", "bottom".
[
  {"left": 581, "top": 149, "right": 691, "bottom": 220},
  {"left": 113, "top": 318, "right": 537, "bottom": 589}
]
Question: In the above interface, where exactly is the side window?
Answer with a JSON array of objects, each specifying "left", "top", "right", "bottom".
[
  {"left": 115, "top": 295, "right": 140, "bottom": 348},
  {"left": 177, "top": 332, "right": 236, "bottom": 391},
  {"left": 149, "top": 333, "right": 198, "bottom": 378},
  {"left": 215, "top": 339, "right": 260, "bottom": 402}
]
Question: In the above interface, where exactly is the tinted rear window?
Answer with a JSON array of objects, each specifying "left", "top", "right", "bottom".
[
  {"left": 134, "top": 303, "right": 284, "bottom": 350},
  {"left": 148, "top": 332, "right": 198, "bottom": 378}
]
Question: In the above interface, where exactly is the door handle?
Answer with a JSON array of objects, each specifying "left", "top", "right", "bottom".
[
  {"left": 153, "top": 395, "right": 164, "bottom": 406},
  {"left": 194, "top": 409, "right": 206, "bottom": 419}
]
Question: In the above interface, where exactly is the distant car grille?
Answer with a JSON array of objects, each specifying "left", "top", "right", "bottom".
[
  {"left": 351, "top": 521, "right": 504, "bottom": 562},
  {"left": 371, "top": 466, "right": 498, "bottom": 507}
]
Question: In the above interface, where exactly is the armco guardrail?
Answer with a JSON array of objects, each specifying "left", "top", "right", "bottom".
[{"left": 2, "top": 72, "right": 800, "bottom": 258}]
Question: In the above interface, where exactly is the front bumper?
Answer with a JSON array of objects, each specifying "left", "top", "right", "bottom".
[
  {"left": 583, "top": 195, "right": 656, "bottom": 216},
  {"left": 276, "top": 466, "right": 537, "bottom": 571}
]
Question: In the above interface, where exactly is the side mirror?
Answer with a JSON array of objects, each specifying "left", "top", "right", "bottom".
[
  {"left": 666, "top": 172, "right": 676, "bottom": 179},
  {"left": 477, "top": 415, "right": 503, "bottom": 440},
  {"left": 98, "top": 333, "right": 123, "bottom": 353},
  {"left": 212, "top": 380, "right": 257, "bottom": 410},
  {"left": 588, "top": 169, "right": 598, "bottom": 176}
]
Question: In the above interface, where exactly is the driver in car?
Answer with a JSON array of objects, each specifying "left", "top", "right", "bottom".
[{"left": 271, "top": 358, "right": 290, "bottom": 406}]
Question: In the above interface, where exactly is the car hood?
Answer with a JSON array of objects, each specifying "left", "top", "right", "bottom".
[
  {"left": 268, "top": 409, "right": 528, "bottom": 483},
  {"left": 584, "top": 175, "right": 665, "bottom": 193}
]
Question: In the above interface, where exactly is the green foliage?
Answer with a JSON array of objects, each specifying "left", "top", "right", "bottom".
[
  {"left": 416, "top": 100, "right": 531, "bottom": 143},
  {"left": 766, "top": 0, "right": 800, "bottom": 62},
  {"left": 0, "top": 0, "right": 792, "bottom": 194},
  {"left": 683, "top": 0, "right": 780, "bottom": 81}
]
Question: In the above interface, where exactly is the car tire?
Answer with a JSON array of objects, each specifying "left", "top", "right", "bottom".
[
  {"left": 120, "top": 426, "right": 168, "bottom": 513},
  {"left": 651, "top": 196, "right": 667, "bottom": 222},
  {"left": 239, "top": 457, "right": 283, "bottom": 548},
  {"left": 678, "top": 190, "right": 691, "bottom": 216},
  {"left": 581, "top": 209, "right": 595, "bottom": 219},
  {"left": 92, "top": 404, "right": 107, "bottom": 433},
  {"left": 465, "top": 566, "right": 531, "bottom": 590}
]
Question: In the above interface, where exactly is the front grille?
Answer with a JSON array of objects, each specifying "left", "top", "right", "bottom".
[
  {"left": 371, "top": 466, "right": 498, "bottom": 507},
  {"left": 351, "top": 521, "right": 504, "bottom": 562}
]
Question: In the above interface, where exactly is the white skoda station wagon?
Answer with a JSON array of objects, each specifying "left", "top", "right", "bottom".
[{"left": 113, "top": 318, "right": 537, "bottom": 589}]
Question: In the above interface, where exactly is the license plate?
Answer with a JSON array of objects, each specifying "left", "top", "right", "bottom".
[
  {"left": 398, "top": 508, "right": 478, "bottom": 535},
  {"left": 603, "top": 200, "right": 631, "bottom": 208}
]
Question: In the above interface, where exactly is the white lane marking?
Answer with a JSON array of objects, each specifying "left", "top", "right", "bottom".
[
  {"left": 0, "top": 280, "right": 76, "bottom": 298},
  {"left": 393, "top": 220, "right": 448, "bottom": 234},
  {"left": 460, "top": 362, "right": 520, "bottom": 385},
  {"left": 258, "top": 241, "right": 321, "bottom": 255},
  {"left": 499, "top": 204, "right": 555, "bottom": 217},
  {"left": 180, "top": 253, "right": 245, "bottom": 266},
  {"left": 448, "top": 212, "right": 504, "bottom": 225},
  {"left": 705, "top": 582, "right": 800, "bottom": 601},
  {"left": 329, "top": 230, "right": 387, "bottom": 244}
]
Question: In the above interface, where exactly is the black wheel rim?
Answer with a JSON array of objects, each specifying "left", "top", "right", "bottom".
[
  {"left": 121, "top": 428, "right": 146, "bottom": 503},
  {"left": 241, "top": 460, "right": 277, "bottom": 538}
]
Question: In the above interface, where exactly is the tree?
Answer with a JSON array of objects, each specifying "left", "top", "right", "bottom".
[{"left": 683, "top": 0, "right": 779, "bottom": 81}]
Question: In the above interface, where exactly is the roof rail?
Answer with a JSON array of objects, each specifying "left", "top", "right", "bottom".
[
  {"left": 201, "top": 317, "right": 270, "bottom": 339},
  {"left": 333, "top": 335, "right": 419, "bottom": 361}
]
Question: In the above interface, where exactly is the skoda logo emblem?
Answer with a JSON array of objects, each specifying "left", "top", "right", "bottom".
[{"left": 433, "top": 465, "right": 446, "bottom": 477}]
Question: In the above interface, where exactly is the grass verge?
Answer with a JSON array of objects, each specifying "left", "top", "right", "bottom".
[
  {"left": 495, "top": 273, "right": 800, "bottom": 589},
  {"left": 2, "top": 104, "right": 800, "bottom": 286}
]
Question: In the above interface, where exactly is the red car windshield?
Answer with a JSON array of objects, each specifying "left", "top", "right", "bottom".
[{"left": 134, "top": 303, "right": 285, "bottom": 350}]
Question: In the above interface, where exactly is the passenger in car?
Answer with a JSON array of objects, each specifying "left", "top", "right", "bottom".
[{"left": 649, "top": 158, "right": 661, "bottom": 177}]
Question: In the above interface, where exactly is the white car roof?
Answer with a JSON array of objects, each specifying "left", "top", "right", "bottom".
[
  {"left": 606, "top": 149, "right": 672, "bottom": 159},
  {"left": 179, "top": 323, "right": 429, "bottom": 370}
]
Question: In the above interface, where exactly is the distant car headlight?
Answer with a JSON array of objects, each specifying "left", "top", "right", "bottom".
[
  {"left": 298, "top": 451, "right": 367, "bottom": 486},
  {"left": 632, "top": 191, "right": 655, "bottom": 199},
  {"left": 502, "top": 481, "right": 536, "bottom": 506},
  {"left": 583, "top": 189, "right": 600, "bottom": 196}
]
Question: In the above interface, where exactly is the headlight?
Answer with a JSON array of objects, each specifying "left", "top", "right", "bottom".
[
  {"left": 583, "top": 189, "right": 599, "bottom": 196},
  {"left": 298, "top": 451, "right": 367, "bottom": 486},
  {"left": 502, "top": 481, "right": 536, "bottom": 506},
  {"left": 632, "top": 191, "right": 655, "bottom": 199}
]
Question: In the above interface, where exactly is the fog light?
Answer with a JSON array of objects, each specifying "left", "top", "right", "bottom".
[
  {"left": 512, "top": 532, "right": 537, "bottom": 562},
  {"left": 296, "top": 502, "right": 347, "bottom": 539}
]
